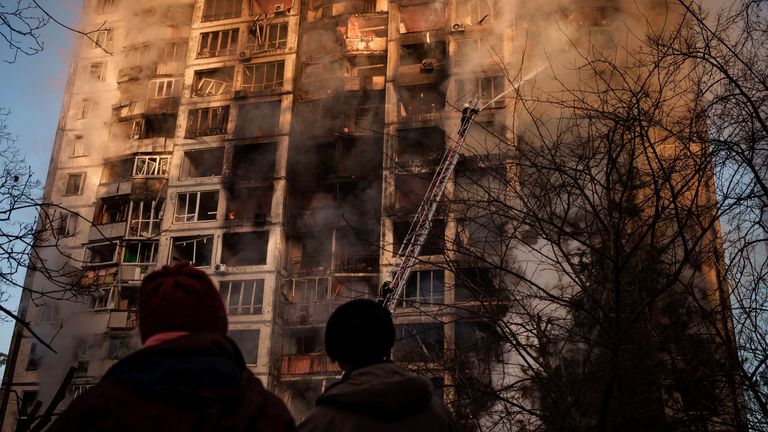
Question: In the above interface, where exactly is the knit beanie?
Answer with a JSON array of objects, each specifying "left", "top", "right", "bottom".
[
  {"left": 139, "top": 261, "right": 228, "bottom": 342},
  {"left": 325, "top": 299, "right": 395, "bottom": 367}
]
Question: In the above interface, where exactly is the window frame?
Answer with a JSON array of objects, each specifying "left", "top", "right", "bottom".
[
  {"left": 170, "top": 235, "right": 215, "bottom": 267},
  {"left": 63, "top": 172, "right": 85, "bottom": 196},
  {"left": 403, "top": 269, "right": 445, "bottom": 305},
  {"left": 185, "top": 106, "right": 229, "bottom": 138},
  {"left": 246, "top": 21, "right": 289, "bottom": 52},
  {"left": 133, "top": 155, "right": 171, "bottom": 177},
  {"left": 127, "top": 198, "right": 164, "bottom": 238},
  {"left": 241, "top": 60, "right": 285, "bottom": 93},
  {"left": 174, "top": 191, "right": 219, "bottom": 223},
  {"left": 89, "top": 62, "right": 106, "bottom": 81},
  {"left": 122, "top": 240, "right": 159, "bottom": 265},
  {"left": 220, "top": 279, "right": 265, "bottom": 315},
  {"left": 71, "top": 135, "right": 87, "bottom": 157},
  {"left": 197, "top": 28, "right": 239, "bottom": 58}
]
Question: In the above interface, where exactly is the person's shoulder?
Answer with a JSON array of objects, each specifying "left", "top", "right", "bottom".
[
  {"left": 298, "top": 405, "right": 344, "bottom": 432},
  {"left": 242, "top": 373, "right": 296, "bottom": 432}
]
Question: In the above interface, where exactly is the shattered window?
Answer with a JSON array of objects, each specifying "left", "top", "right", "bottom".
[
  {"left": 122, "top": 241, "right": 159, "bottom": 264},
  {"left": 57, "top": 211, "right": 78, "bottom": 237},
  {"left": 404, "top": 270, "right": 445, "bottom": 304},
  {"left": 234, "top": 102, "right": 281, "bottom": 138},
  {"left": 93, "top": 196, "right": 129, "bottom": 225},
  {"left": 174, "top": 191, "right": 219, "bottom": 223},
  {"left": 454, "top": 36, "right": 501, "bottom": 68},
  {"left": 70, "top": 385, "right": 93, "bottom": 400},
  {"left": 170, "top": 235, "right": 214, "bottom": 267},
  {"left": 64, "top": 173, "right": 85, "bottom": 195},
  {"left": 36, "top": 303, "right": 58, "bottom": 324},
  {"left": 226, "top": 186, "right": 273, "bottom": 222},
  {"left": 181, "top": 148, "right": 225, "bottom": 178},
  {"left": 393, "top": 322, "right": 445, "bottom": 362},
  {"left": 91, "top": 29, "right": 113, "bottom": 49},
  {"left": 399, "top": 4, "right": 445, "bottom": 33},
  {"left": 185, "top": 106, "right": 229, "bottom": 138},
  {"left": 229, "top": 330, "right": 259, "bottom": 364},
  {"left": 456, "top": 75, "right": 505, "bottom": 108},
  {"left": 128, "top": 198, "right": 164, "bottom": 237},
  {"left": 18, "top": 391, "right": 39, "bottom": 417},
  {"left": 397, "top": 84, "right": 446, "bottom": 116},
  {"left": 241, "top": 61, "right": 284, "bottom": 93},
  {"left": 89, "top": 62, "right": 105, "bottom": 81},
  {"left": 133, "top": 156, "right": 170, "bottom": 177},
  {"left": 202, "top": 0, "right": 242, "bottom": 21},
  {"left": 246, "top": 21, "right": 288, "bottom": 52},
  {"left": 197, "top": 29, "right": 239, "bottom": 58},
  {"left": 231, "top": 142, "right": 277, "bottom": 180},
  {"left": 221, "top": 231, "right": 269, "bottom": 266},
  {"left": 84, "top": 242, "right": 119, "bottom": 265},
  {"left": 100, "top": 159, "right": 132, "bottom": 183},
  {"left": 397, "top": 127, "right": 445, "bottom": 162},
  {"left": 220, "top": 279, "right": 264, "bottom": 315},
  {"left": 192, "top": 67, "right": 234, "bottom": 97}
]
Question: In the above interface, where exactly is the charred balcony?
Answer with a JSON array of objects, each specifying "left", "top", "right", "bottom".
[
  {"left": 304, "top": 0, "right": 382, "bottom": 24},
  {"left": 288, "top": 253, "right": 378, "bottom": 276},
  {"left": 281, "top": 276, "right": 378, "bottom": 325}
]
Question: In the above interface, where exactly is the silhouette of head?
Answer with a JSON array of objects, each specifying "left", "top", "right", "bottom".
[{"left": 325, "top": 299, "right": 395, "bottom": 369}]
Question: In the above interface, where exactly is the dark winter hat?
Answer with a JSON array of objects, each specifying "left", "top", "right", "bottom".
[
  {"left": 325, "top": 299, "right": 395, "bottom": 367},
  {"left": 139, "top": 261, "right": 228, "bottom": 342}
]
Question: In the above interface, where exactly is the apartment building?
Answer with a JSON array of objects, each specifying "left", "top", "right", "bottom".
[{"left": 0, "top": 0, "right": 746, "bottom": 430}]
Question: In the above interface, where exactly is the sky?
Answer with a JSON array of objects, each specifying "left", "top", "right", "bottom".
[{"left": 0, "top": 0, "right": 81, "bottom": 368}]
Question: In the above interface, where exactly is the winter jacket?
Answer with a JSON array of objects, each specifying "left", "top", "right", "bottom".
[
  {"left": 298, "top": 362, "right": 456, "bottom": 432},
  {"left": 48, "top": 332, "right": 296, "bottom": 432}
]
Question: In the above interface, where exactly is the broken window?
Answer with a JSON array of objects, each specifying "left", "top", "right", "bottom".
[
  {"left": 57, "top": 211, "right": 78, "bottom": 237},
  {"left": 283, "top": 277, "right": 331, "bottom": 304},
  {"left": 246, "top": 21, "right": 288, "bottom": 52},
  {"left": 404, "top": 269, "right": 444, "bottom": 304},
  {"left": 92, "top": 29, "right": 113, "bottom": 49},
  {"left": 133, "top": 116, "right": 177, "bottom": 139},
  {"left": 221, "top": 231, "right": 269, "bottom": 266},
  {"left": 133, "top": 156, "right": 170, "bottom": 177},
  {"left": 397, "top": 85, "right": 446, "bottom": 116},
  {"left": 454, "top": 36, "right": 500, "bottom": 68},
  {"left": 122, "top": 241, "right": 159, "bottom": 264},
  {"left": 198, "top": 28, "right": 239, "bottom": 57},
  {"left": 175, "top": 191, "right": 219, "bottom": 223},
  {"left": 93, "top": 196, "right": 129, "bottom": 225},
  {"left": 171, "top": 235, "right": 214, "bottom": 267},
  {"left": 393, "top": 322, "right": 445, "bottom": 362},
  {"left": 397, "top": 127, "right": 445, "bottom": 162},
  {"left": 234, "top": 102, "right": 281, "bottom": 137},
  {"left": 455, "top": 268, "right": 497, "bottom": 302},
  {"left": 147, "top": 79, "right": 182, "bottom": 113},
  {"left": 100, "top": 158, "right": 133, "bottom": 184},
  {"left": 394, "top": 219, "right": 445, "bottom": 256},
  {"left": 192, "top": 67, "right": 234, "bottom": 97},
  {"left": 84, "top": 242, "right": 118, "bottom": 265},
  {"left": 220, "top": 279, "right": 264, "bottom": 315},
  {"left": 399, "top": 5, "right": 446, "bottom": 32},
  {"left": 456, "top": 0, "right": 494, "bottom": 24},
  {"left": 79, "top": 98, "right": 92, "bottom": 119},
  {"left": 185, "top": 106, "right": 229, "bottom": 138},
  {"left": 456, "top": 75, "right": 505, "bottom": 108},
  {"left": 229, "top": 330, "right": 259, "bottom": 364},
  {"left": 181, "top": 148, "right": 225, "bottom": 178},
  {"left": 26, "top": 344, "right": 40, "bottom": 371},
  {"left": 64, "top": 173, "right": 85, "bottom": 195},
  {"left": 71, "top": 135, "right": 87, "bottom": 157},
  {"left": 241, "top": 61, "right": 284, "bottom": 94},
  {"left": 300, "top": 61, "right": 343, "bottom": 97},
  {"left": 89, "top": 62, "right": 105, "bottom": 81},
  {"left": 202, "top": 0, "right": 242, "bottom": 21},
  {"left": 128, "top": 199, "right": 164, "bottom": 237},
  {"left": 70, "top": 385, "right": 92, "bottom": 400},
  {"left": 226, "top": 186, "right": 273, "bottom": 223},
  {"left": 231, "top": 142, "right": 276, "bottom": 180},
  {"left": 286, "top": 330, "right": 321, "bottom": 355}
]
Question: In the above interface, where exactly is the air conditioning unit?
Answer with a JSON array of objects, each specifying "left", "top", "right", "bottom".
[
  {"left": 420, "top": 59, "right": 435, "bottom": 73},
  {"left": 238, "top": 51, "right": 252, "bottom": 62},
  {"left": 214, "top": 263, "right": 228, "bottom": 273},
  {"left": 274, "top": 3, "right": 286, "bottom": 14},
  {"left": 451, "top": 23, "right": 466, "bottom": 32}
]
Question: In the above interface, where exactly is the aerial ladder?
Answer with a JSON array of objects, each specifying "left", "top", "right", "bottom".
[{"left": 379, "top": 95, "right": 486, "bottom": 313}]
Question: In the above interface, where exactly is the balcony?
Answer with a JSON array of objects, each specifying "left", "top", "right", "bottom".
[
  {"left": 283, "top": 301, "right": 339, "bottom": 326},
  {"left": 289, "top": 253, "right": 378, "bottom": 276},
  {"left": 345, "top": 36, "right": 387, "bottom": 54},
  {"left": 281, "top": 353, "right": 340, "bottom": 375},
  {"left": 145, "top": 97, "right": 180, "bottom": 115}
]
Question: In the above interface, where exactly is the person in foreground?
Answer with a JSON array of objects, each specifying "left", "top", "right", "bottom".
[
  {"left": 49, "top": 261, "right": 295, "bottom": 432},
  {"left": 298, "top": 299, "right": 456, "bottom": 432}
]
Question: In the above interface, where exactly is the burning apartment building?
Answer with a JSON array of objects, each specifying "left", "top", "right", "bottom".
[{"left": 0, "top": 0, "right": 747, "bottom": 430}]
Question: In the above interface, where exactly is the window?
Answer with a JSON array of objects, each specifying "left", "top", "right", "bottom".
[
  {"left": 93, "top": 196, "right": 129, "bottom": 225},
  {"left": 148, "top": 79, "right": 178, "bottom": 99},
  {"left": 231, "top": 143, "right": 277, "bottom": 181},
  {"left": 283, "top": 277, "right": 331, "bottom": 304},
  {"left": 36, "top": 303, "right": 58, "bottom": 324},
  {"left": 171, "top": 235, "right": 214, "bottom": 267},
  {"left": 404, "top": 270, "right": 444, "bottom": 304},
  {"left": 185, "top": 106, "right": 229, "bottom": 138},
  {"left": 64, "top": 173, "right": 85, "bottom": 195},
  {"left": 456, "top": 0, "right": 494, "bottom": 24},
  {"left": 161, "top": 42, "right": 186, "bottom": 62},
  {"left": 456, "top": 76, "right": 505, "bottom": 108},
  {"left": 181, "top": 148, "right": 225, "bottom": 178},
  {"left": 221, "top": 231, "right": 269, "bottom": 266},
  {"left": 131, "top": 116, "right": 177, "bottom": 139},
  {"left": 287, "top": 331, "right": 321, "bottom": 355},
  {"left": 455, "top": 268, "right": 498, "bottom": 302},
  {"left": 18, "top": 391, "right": 39, "bottom": 418},
  {"left": 393, "top": 323, "right": 445, "bottom": 362},
  {"left": 397, "top": 127, "right": 445, "bottom": 162},
  {"left": 26, "top": 344, "right": 39, "bottom": 371},
  {"left": 101, "top": 159, "right": 133, "bottom": 183},
  {"left": 89, "top": 62, "right": 105, "bottom": 81},
  {"left": 174, "top": 191, "right": 219, "bottom": 223},
  {"left": 246, "top": 22, "right": 288, "bottom": 52},
  {"left": 220, "top": 279, "right": 264, "bottom": 315},
  {"left": 146, "top": 79, "right": 182, "bottom": 113},
  {"left": 92, "top": 29, "right": 113, "bottom": 49},
  {"left": 71, "top": 385, "right": 93, "bottom": 399},
  {"left": 455, "top": 36, "right": 500, "bottom": 68},
  {"left": 84, "top": 242, "right": 118, "bottom": 265},
  {"left": 133, "top": 156, "right": 170, "bottom": 177},
  {"left": 192, "top": 67, "right": 234, "bottom": 97},
  {"left": 123, "top": 241, "right": 158, "bottom": 264},
  {"left": 85, "top": 287, "right": 116, "bottom": 310},
  {"left": 128, "top": 199, "right": 164, "bottom": 237},
  {"left": 197, "top": 29, "right": 239, "bottom": 57},
  {"left": 241, "top": 61, "right": 284, "bottom": 93},
  {"left": 57, "top": 211, "right": 78, "bottom": 237},
  {"left": 226, "top": 186, "right": 273, "bottom": 222},
  {"left": 234, "top": 102, "right": 280, "bottom": 137},
  {"left": 71, "top": 135, "right": 87, "bottom": 157},
  {"left": 399, "top": 42, "right": 446, "bottom": 65},
  {"left": 202, "top": 0, "right": 242, "bottom": 21},
  {"left": 107, "top": 336, "right": 129, "bottom": 359},
  {"left": 394, "top": 219, "right": 445, "bottom": 256},
  {"left": 229, "top": 330, "right": 259, "bottom": 364},
  {"left": 397, "top": 84, "right": 445, "bottom": 116},
  {"left": 79, "top": 98, "right": 91, "bottom": 119}
]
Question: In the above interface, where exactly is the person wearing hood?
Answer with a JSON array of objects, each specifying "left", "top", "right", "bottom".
[
  {"left": 48, "top": 261, "right": 295, "bottom": 432},
  {"left": 298, "top": 299, "right": 456, "bottom": 432}
]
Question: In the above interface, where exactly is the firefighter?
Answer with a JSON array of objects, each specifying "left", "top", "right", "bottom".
[
  {"left": 48, "top": 262, "right": 295, "bottom": 432},
  {"left": 298, "top": 299, "right": 456, "bottom": 432}
]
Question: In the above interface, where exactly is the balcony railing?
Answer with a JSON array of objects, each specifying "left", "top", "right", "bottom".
[
  {"left": 289, "top": 254, "right": 378, "bottom": 275},
  {"left": 282, "top": 301, "right": 339, "bottom": 326},
  {"left": 145, "top": 97, "right": 180, "bottom": 115},
  {"left": 281, "top": 353, "right": 340, "bottom": 375}
]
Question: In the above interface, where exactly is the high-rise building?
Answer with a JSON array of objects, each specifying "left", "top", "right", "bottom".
[{"left": 0, "top": 0, "right": 746, "bottom": 430}]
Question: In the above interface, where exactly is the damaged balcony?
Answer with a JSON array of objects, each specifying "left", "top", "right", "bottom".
[
  {"left": 305, "top": 0, "right": 383, "bottom": 23},
  {"left": 244, "top": 20, "right": 288, "bottom": 56},
  {"left": 225, "top": 186, "right": 273, "bottom": 226},
  {"left": 146, "top": 78, "right": 182, "bottom": 114},
  {"left": 227, "top": 142, "right": 277, "bottom": 182},
  {"left": 388, "top": 172, "right": 447, "bottom": 217},
  {"left": 397, "top": 37, "right": 447, "bottom": 87},
  {"left": 234, "top": 102, "right": 281, "bottom": 138},
  {"left": 126, "top": 198, "right": 164, "bottom": 238},
  {"left": 343, "top": 15, "right": 387, "bottom": 54},
  {"left": 220, "top": 231, "right": 270, "bottom": 267},
  {"left": 397, "top": 84, "right": 446, "bottom": 119},
  {"left": 281, "top": 328, "right": 340, "bottom": 376},
  {"left": 181, "top": 147, "right": 225, "bottom": 179},
  {"left": 121, "top": 240, "right": 158, "bottom": 282},
  {"left": 292, "top": 178, "right": 381, "bottom": 231},
  {"left": 185, "top": 106, "right": 229, "bottom": 139},
  {"left": 396, "top": 126, "right": 445, "bottom": 168},
  {"left": 288, "top": 225, "right": 379, "bottom": 276},
  {"left": 288, "top": 253, "right": 378, "bottom": 276},
  {"left": 192, "top": 67, "right": 234, "bottom": 98},
  {"left": 282, "top": 276, "right": 378, "bottom": 325},
  {"left": 235, "top": 61, "right": 285, "bottom": 98},
  {"left": 90, "top": 195, "right": 129, "bottom": 241}
]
